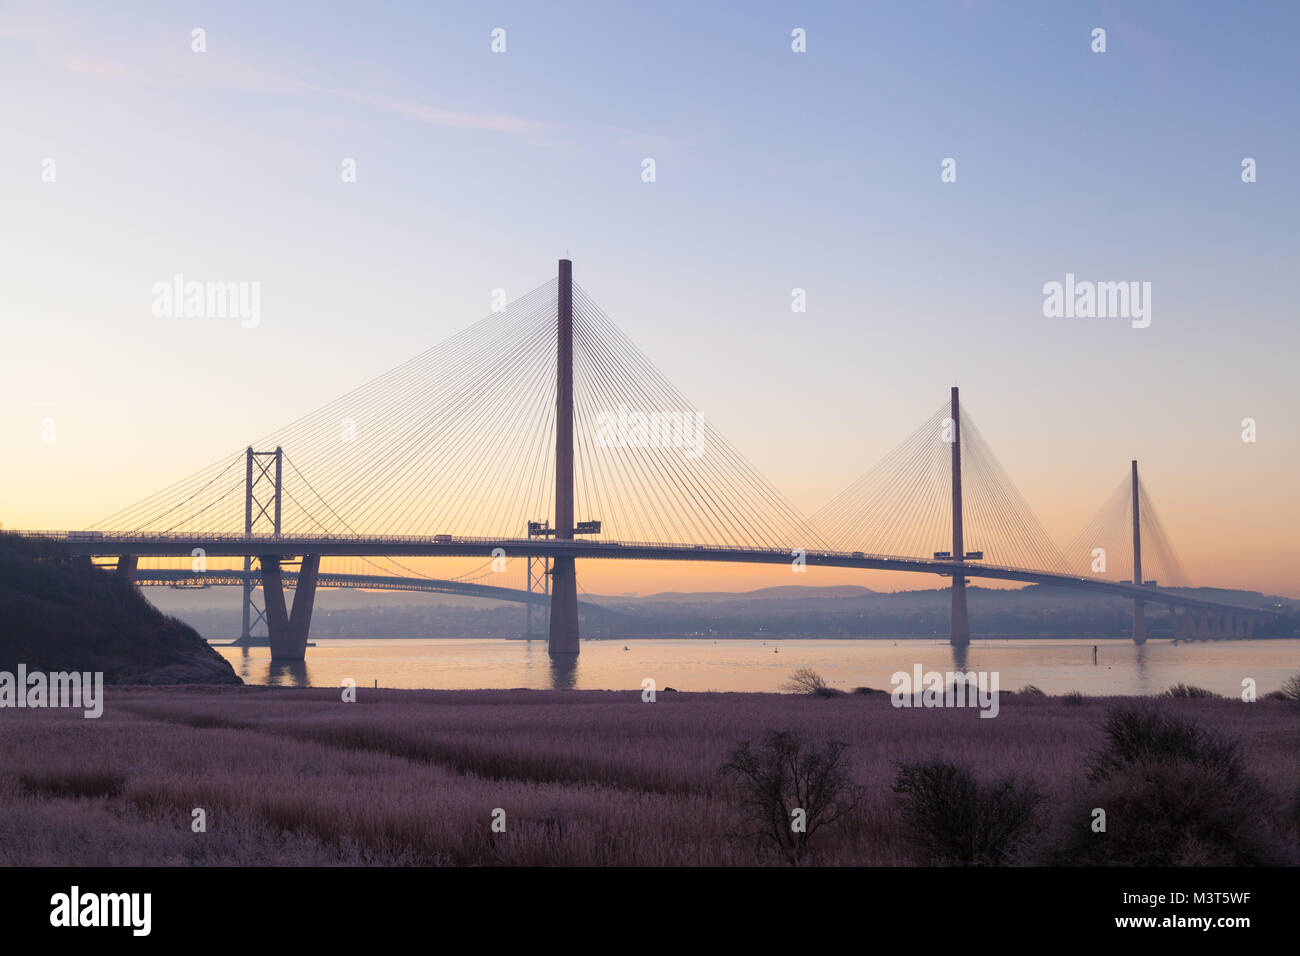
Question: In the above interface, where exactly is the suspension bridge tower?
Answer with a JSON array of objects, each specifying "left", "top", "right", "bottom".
[{"left": 234, "top": 446, "right": 282, "bottom": 647}]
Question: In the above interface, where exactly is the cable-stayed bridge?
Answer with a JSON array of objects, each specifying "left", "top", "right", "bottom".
[{"left": 20, "top": 260, "right": 1277, "bottom": 660}]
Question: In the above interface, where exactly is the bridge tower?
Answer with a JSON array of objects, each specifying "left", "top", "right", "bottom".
[
  {"left": 235, "top": 446, "right": 281, "bottom": 646},
  {"left": 1131, "top": 459, "right": 1146, "bottom": 645},
  {"left": 525, "top": 519, "right": 552, "bottom": 639},
  {"left": 949, "top": 386, "right": 970, "bottom": 646},
  {"left": 548, "top": 258, "right": 581, "bottom": 656}
]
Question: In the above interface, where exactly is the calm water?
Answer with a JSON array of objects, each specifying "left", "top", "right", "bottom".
[{"left": 214, "top": 637, "right": 1300, "bottom": 697}]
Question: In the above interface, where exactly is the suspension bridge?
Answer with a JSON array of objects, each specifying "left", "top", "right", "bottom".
[{"left": 19, "top": 260, "right": 1276, "bottom": 660}]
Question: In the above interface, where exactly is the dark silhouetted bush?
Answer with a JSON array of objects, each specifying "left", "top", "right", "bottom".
[
  {"left": 779, "top": 667, "right": 843, "bottom": 697},
  {"left": 1274, "top": 671, "right": 1300, "bottom": 701},
  {"left": 1086, "top": 706, "right": 1244, "bottom": 785},
  {"left": 1161, "top": 683, "right": 1220, "bottom": 699},
  {"left": 891, "top": 760, "right": 1042, "bottom": 865},
  {"left": 1055, "top": 705, "right": 1283, "bottom": 866},
  {"left": 720, "top": 729, "right": 862, "bottom": 864}
]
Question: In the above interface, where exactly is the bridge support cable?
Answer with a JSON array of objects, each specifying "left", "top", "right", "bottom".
[
  {"left": 90, "top": 279, "right": 562, "bottom": 542},
  {"left": 810, "top": 394, "right": 1067, "bottom": 571},
  {"left": 810, "top": 389, "right": 1070, "bottom": 644},
  {"left": 1063, "top": 461, "right": 1191, "bottom": 642},
  {"left": 570, "top": 284, "right": 825, "bottom": 551}
]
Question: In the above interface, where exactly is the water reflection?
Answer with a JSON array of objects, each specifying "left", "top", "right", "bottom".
[
  {"left": 267, "top": 659, "right": 310, "bottom": 687},
  {"left": 1131, "top": 641, "right": 1151, "bottom": 694},
  {"left": 548, "top": 654, "right": 579, "bottom": 690},
  {"left": 212, "top": 638, "right": 1300, "bottom": 696},
  {"left": 233, "top": 647, "right": 255, "bottom": 681}
]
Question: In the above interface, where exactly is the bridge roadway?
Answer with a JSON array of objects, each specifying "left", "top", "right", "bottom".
[
  {"left": 58, "top": 532, "right": 1269, "bottom": 616},
  {"left": 135, "top": 568, "right": 604, "bottom": 612}
]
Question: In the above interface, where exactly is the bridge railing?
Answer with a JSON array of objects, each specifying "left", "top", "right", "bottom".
[{"left": 27, "top": 527, "right": 1102, "bottom": 582}]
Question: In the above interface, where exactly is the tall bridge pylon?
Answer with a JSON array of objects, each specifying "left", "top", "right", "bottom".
[
  {"left": 1063, "top": 459, "right": 1192, "bottom": 643},
  {"left": 949, "top": 386, "right": 969, "bottom": 647},
  {"left": 1131, "top": 459, "right": 1145, "bottom": 644},
  {"left": 548, "top": 258, "right": 580, "bottom": 656}
]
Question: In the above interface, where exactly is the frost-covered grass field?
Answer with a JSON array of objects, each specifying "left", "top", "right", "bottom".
[{"left": 0, "top": 685, "right": 1295, "bottom": 866}]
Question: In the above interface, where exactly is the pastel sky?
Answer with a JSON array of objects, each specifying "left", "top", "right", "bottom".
[{"left": 1, "top": 1, "right": 1297, "bottom": 597}]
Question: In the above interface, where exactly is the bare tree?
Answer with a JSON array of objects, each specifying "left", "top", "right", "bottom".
[
  {"left": 720, "top": 729, "right": 863, "bottom": 864},
  {"left": 779, "top": 666, "right": 842, "bottom": 697}
]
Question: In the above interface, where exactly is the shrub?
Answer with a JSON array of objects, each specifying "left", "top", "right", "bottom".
[
  {"left": 891, "top": 760, "right": 1042, "bottom": 866},
  {"left": 1161, "top": 683, "right": 1220, "bottom": 699},
  {"left": 1018, "top": 685, "right": 1046, "bottom": 696},
  {"left": 779, "top": 667, "right": 842, "bottom": 697},
  {"left": 1055, "top": 706, "right": 1283, "bottom": 866},
  {"left": 1062, "top": 691, "right": 1085, "bottom": 706},
  {"left": 1086, "top": 706, "right": 1244, "bottom": 785},
  {"left": 1275, "top": 671, "right": 1300, "bottom": 702},
  {"left": 1057, "top": 761, "right": 1279, "bottom": 866},
  {"left": 720, "top": 729, "right": 862, "bottom": 864}
]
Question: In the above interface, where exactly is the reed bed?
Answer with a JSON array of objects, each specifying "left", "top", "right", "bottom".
[{"left": 0, "top": 687, "right": 1294, "bottom": 865}]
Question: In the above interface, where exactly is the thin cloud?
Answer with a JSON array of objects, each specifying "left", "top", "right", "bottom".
[
  {"left": 304, "top": 83, "right": 548, "bottom": 134},
  {"left": 56, "top": 57, "right": 129, "bottom": 78}
]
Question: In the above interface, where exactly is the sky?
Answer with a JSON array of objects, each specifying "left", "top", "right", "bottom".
[{"left": 1, "top": 1, "right": 1297, "bottom": 597}]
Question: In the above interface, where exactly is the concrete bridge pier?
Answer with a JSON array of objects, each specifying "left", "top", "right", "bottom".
[
  {"left": 260, "top": 554, "right": 321, "bottom": 660},
  {"left": 948, "top": 386, "right": 970, "bottom": 647},
  {"left": 548, "top": 558, "right": 579, "bottom": 654},
  {"left": 115, "top": 554, "right": 138, "bottom": 587},
  {"left": 548, "top": 258, "right": 581, "bottom": 657},
  {"left": 1130, "top": 460, "right": 1147, "bottom": 645},
  {"left": 1171, "top": 606, "right": 1185, "bottom": 640}
]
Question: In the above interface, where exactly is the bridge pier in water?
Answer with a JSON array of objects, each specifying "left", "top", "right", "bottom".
[
  {"left": 1171, "top": 606, "right": 1258, "bottom": 641},
  {"left": 260, "top": 554, "right": 321, "bottom": 660},
  {"left": 548, "top": 257, "right": 581, "bottom": 656}
]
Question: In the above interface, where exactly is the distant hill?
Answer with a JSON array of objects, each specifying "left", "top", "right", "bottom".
[
  {"left": 142, "top": 577, "right": 1298, "bottom": 642},
  {"left": 0, "top": 534, "right": 241, "bottom": 684}
]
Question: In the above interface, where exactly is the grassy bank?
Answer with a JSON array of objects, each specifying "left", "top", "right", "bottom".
[
  {"left": 0, "top": 534, "right": 240, "bottom": 684},
  {"left": 0, "top": 686, "right": 1295, "bottom": 866}
]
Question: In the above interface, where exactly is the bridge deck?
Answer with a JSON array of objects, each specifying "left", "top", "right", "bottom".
[{"left": 20, "top": 531, "right": 1272, "bottom": 616}]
